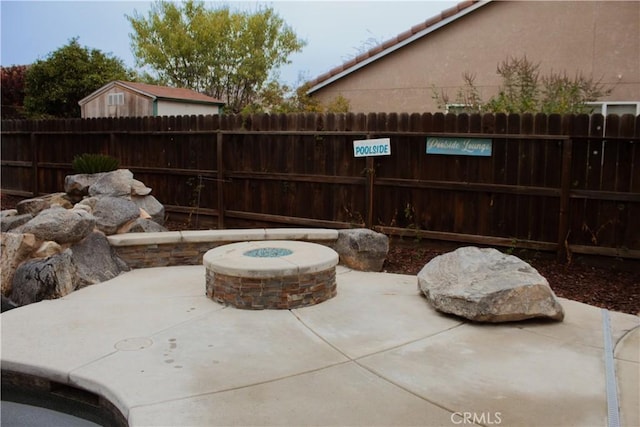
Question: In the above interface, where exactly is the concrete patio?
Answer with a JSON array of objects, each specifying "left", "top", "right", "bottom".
[{"left": 1, "top": 265, "right": 638, "bottom": 426}]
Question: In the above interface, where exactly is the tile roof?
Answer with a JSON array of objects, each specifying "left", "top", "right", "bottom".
[
  {"left": 306, "top": 0, "right": 485, "bottom": 93},
  {"left": 118, "top": 81, "right": 225, "bottom": 104}
]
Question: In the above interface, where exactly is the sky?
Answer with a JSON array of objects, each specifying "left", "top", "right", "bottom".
[{"left": 1, "top": 0, "right": 457, "bottom": 86}]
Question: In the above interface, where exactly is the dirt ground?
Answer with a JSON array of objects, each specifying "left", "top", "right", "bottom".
[
  {"left": 2, "top": 193, "right": 638, "bottom": 315},
  {"left": 384, "top": 238, "right": 639, "bottom": 315}
]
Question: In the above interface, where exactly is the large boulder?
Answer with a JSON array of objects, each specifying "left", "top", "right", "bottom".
[
  {"left": 131, "top": 179, "right": 152, "bottom": 196},
  {"left": 1, "top": 212, "right": 33, "bottom": 232},
  {"left": 64, "top": 172, "right": 106, "bottom": 199},
  {"left": 88, "top": 169, "right": 134, "bottom": 198},
  {"left": 16, "top": 193, "right": 73, "bottom": 215},
  {"left": 1, "top": 232, "right": 39, "bottom": 296},
  {"left": 131, "top": 195, "right": 165, "bottom": 225},
  {"left": 15, "top": 198, "right": 48, "bottom": 216},
  {"left": 18, "top": 206, "right": 95, "bottom": 244},
  {"left": 70, "top": 231, "right": 129, "bottom": 287},
  {"left": 417, "top": 247, "right": 564, "bottom": 322},
  {"left": 119, "top": 218, "right": 168, "bottom": 233},
  {"left": 93, "top": 196, "right": 140, "bottom": 235},
  {"left": 10, "top": 250, "right": 78, "bottom": 306},
  {"left": 333, "top": 228, "right": 389, "bottom": 271}
]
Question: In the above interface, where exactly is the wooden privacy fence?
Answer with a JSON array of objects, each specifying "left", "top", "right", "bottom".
[{"left": 1, "top": 112, "right": 639, "bottom": 260}]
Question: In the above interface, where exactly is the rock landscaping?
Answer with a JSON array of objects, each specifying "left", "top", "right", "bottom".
[
  {"left": 1, "top": 170, "right": 166, "bottom": 308},
  {"left": 333, "top": 228, "right": 389, "bottom": 272}
]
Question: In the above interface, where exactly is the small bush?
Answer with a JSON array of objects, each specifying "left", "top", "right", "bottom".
[{"left": 72, "top": 153, "right": 120, "bottom": 174}]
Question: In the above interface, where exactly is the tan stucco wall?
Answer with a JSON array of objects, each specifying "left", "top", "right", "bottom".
[{"left": 312, "top": 1, "right": 640, "bottom": 113}]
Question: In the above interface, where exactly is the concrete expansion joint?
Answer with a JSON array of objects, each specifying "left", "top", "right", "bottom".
[
  {"left": 289, "top": 306, "right": 468, "bottom": 414},
  {"left": 289, "top": 309, "right": 349, "bottom": 360},
  {"left": 355, "top": 321, "right": 468, "bottom": 363},
  {"left": 352, "top": 358, "right": 459, "bottom": 418},
  {"left": 127, "top": 360, "right": 354, "bottom": 413}
]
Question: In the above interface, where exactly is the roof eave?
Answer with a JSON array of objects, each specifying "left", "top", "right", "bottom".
[{"left": 307, "top": 0, "right": 490, "bottom": 95}]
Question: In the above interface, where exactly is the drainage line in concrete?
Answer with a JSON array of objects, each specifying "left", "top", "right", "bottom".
[{"left": 601, "top": 309, "right": 620, "bottom": 427}]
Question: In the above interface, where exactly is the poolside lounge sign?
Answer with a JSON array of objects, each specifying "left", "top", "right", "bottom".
[
  {"left": 426, "top": 137, "right": 492, "bottom": 157},
  {"left": 353, "top": 138, "right": 391, "bottom": 157}
]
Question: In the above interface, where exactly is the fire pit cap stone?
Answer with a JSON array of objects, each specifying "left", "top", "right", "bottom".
[{"left": 203, "top": 240, "right": 338, "bottom": 279}]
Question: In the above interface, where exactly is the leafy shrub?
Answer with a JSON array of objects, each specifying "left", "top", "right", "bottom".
[{"left": 72, "top": 153, "right": 120, "bottom": 174}]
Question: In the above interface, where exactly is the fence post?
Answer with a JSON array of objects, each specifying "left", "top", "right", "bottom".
[
  {"left": 557, "top": 138, "right": 573, "bottom": 261},
  {"left": 31, "top": 132, "right": 39, "bottom": 197},
  {"left": 364, "top": 130, "right": 377, "bottom": 229},
  {"left": 365, "top": 156, "right": 374, "bottom": 229},
  {"left": 217, "top": 131, "right": 225, "bottom": 229}
]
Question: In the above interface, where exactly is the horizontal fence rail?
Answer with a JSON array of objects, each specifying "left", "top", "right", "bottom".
[{"left": 1, "top": 112, "right": 639, "bottom": 259}]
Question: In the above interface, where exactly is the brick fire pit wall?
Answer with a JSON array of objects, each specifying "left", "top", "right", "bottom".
[{"left": 204, "top": 241, "right": 339, "bottom": 310}]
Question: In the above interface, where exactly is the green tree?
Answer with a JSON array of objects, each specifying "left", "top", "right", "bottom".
[
  {"left": 241, "top": 81, "right": 350, "bottom": 114},
  {"left": 127, "top": 0, "right": 306, "bottom": 113},
  {"left": 24, "top": 38, "right": 133, "bottom": 118},
  {"left": 433, "top": 55, "right": 612, "bottom": 114},
  {"left": 325, "top": 94, "right": 351, "bottom": 113}
]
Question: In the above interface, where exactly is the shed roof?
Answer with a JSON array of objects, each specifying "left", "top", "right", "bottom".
[
  {"left": 307, "top": 0, "right": 489, "bottom": 94},
  {"left": 79, "top": 81, "right": 225, "bottom": 106}
]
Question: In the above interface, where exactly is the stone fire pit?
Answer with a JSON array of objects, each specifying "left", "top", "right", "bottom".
[{"left": 204, "top": 240, "right": 338, "bottom": 310}]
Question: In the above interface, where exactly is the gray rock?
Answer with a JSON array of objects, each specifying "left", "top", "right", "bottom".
[
  {"left": 88, "top": 169, "right": 133, "bottom": 198},
  {"left": 93, "top": 196, "right": 140, "bottom": 235},
  {"left": 72, "top": 203, "right": 93, "bottom": 214},
  {"left": 16, "top": 193, "right": 73, "bottom": 215},
  {"left": 1, "top": 295, "right": 17, "bottom": 312},
  {"left": 121, "top": 218, "right": 168, "bottom": 233},
  {"left": 131, "top": 179, "right": 152, "bottom": 196},
  {"left": 33, "top": 241, "right": 64, "bottom": 258},
  {"left": 1, "top": 232, "right": 38, "bottom": 296},
  {"left": 333, "top": 228, "right": 389, "bottom": 271},
  {"left": 417, "top": 247, "right": 564, "bottom": 322},
  {"left": 1, "top": 213, "right": 33, "bottom": 232},
  {"left": 131, "top": 195, "right": 165, "bottom": 225},
  {"left": 70, "top": 231, "right": 129, "bottom": 287},
  {"left": 1, "top": 209, "right": 18, "bottom": 217},
  {"left": 10, "top": 250, "right": 77, "bottom": 306},
  {"left": 20, "top": 206, "right": 95, "bottom": 244},
  {"left": 76, "top": 197, "right": 98, "bottom": 212},
  {"left": 16, "top": 198, "right": 48, "bottom": 216},
  {"left": 64, "top": 172, "right": 106, "bottom": 198}
]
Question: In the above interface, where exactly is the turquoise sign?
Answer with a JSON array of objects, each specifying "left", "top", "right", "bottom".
[{"left": 426, "top": 137, "right": 493, "bottom": 156}]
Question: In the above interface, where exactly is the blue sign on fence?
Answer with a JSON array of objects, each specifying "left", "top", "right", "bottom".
[{"left": 426, "top": 137, "right": 493, "bottom": 156}]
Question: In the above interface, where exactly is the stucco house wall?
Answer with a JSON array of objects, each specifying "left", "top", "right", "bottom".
[{"left": 309, "top": 1, "right": 640, "bottom": 113}]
